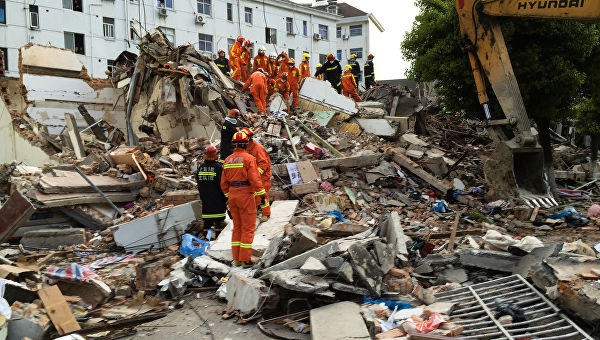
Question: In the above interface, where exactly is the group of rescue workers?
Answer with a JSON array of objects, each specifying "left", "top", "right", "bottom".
[
  {"left": 195, "top": 36, "right": 376, "bottom": 268},
  {"left": 213, "top": 35, "right": 376, "bottom": 113}
]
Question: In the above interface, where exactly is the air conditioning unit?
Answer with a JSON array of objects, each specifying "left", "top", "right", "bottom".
[
  {"left": 342, "top": 34, "right": 349, "bottom": 40},
  {"left": 158, "top": 8, "right": 168, "bottom": 16},
  {"left": 195, "top": 14, "right": 204, "bottom": 24},
  {"left": 30, "top": 12, "right": 39, "bottom": 29},
  {"left": 313, "top": 33, "right": 322, "bottom": 40}
]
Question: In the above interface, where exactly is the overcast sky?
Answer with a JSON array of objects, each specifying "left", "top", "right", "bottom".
[{"left": 341, "top": 0, "right": 419, "bottom": 80}]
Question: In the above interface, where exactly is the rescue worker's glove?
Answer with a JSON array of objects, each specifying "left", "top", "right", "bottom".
[{"left": 259, "top": 194, "right": 267, "bottom": 207}]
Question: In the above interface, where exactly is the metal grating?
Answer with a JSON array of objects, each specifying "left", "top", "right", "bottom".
[{"left": 435, "top": 274, "right": 593, "bottom": 339}]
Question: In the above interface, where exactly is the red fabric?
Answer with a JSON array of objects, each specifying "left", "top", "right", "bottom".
[
  {"left": 299, "top": 61, "right": 311, "bottom": 80},
  {"left": 253, "top": 55, "right": 271, "bottom": 76},
  {"left": 269, "top": 60, "right": 279, "bottom": 79},
  {"left": 247, "top": 140, "right": 272, "bottom": 216},
  {"left": 341, "top": 71, "right": 362, "bottom": 102},
  {"left": 240, "top": 47, "right": 252, "bottom": 81},
  {"left": 274, "top": 78, "right": 290, "bottom": 100},
  {"left": 278, "top": 53, "right": 290, "bottom": 75},
  {"left": 288, "top": 67, "right": 300, "bottom": 108},
  {"left": 243, "top": 71, "right": 268, "bottom": 114},
  {"left": 228, "top": 42, "right": 244, "bottom": 81},
  {"left": 221, "top": 148, "right": 264, "bottom": 261}
]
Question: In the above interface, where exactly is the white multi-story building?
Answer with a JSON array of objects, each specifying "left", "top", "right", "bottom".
[{"left": 0, "top": 0, "right": 357, "bottom": 78}]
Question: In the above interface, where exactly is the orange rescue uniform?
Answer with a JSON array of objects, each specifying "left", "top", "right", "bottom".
[
  {"left": 273, "top": 78, "right": 290, "bottom": 100},
  {"left": 240, "top": 47, "right": 252, "bottom": 81},
  {"left": 228, "top": 42, "right": 244, "bottom": 81},
  {"left": 288, "top": 66, "right": 300, "bottom": 109},
  {"left": 246, "top": 140, "right": 272, "bottom": 217},
  {"left": 299, "top": 60, "right": 311, "bottom": 81},
  {"left": 243, "top": 71, "right": 268, "bottom": 114},
  {"left": 253, "top": 55, "right": 271, "bottom": 76},
  {"left": 341, "top": 70, "right": 362, "bottom": 102},
  {"left": 221, "top": 148, "right": 265, "bottom": 262}
]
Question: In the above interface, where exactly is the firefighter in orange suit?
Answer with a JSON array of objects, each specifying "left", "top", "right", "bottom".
[
  {"left": 228, "top": 36, "right": 245, "bottom": 81},
  {"left": 277, "top": 51, "right": 291, "bottom": 76},
  {"left": 253, "top": 46, "right": 271, "bottom": 77},
  {"left": 299, "top": 53, "right": 311, "bottom": 81},
  {"left": 274, "top": 72, "right": 291, "bottom": 101},
  {"left": 341, "top": 64, "right": 362, "bottom": 102},
  {"left": 221, "top": 131, "right": 266, "bottom": 268},
  {"left": 241, "top": 40, "right": 253, "bottom": 82},
  {"left": 315, "top": 63, "right": 323, "bottom": 80},
  {"left": 242, "top": 68, "right": 268, "bottom": 115},
  {"left": 268, "top": 53, "right": 279, "bottom": 79},
  {"left": 287, "top": 59, "right": 300, "bottom": 109},
  {"left": 241, "top": 128, "right": 272, "bottom": 222}
]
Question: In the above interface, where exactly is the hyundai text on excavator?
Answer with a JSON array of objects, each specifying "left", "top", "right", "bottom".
[{"left": 455, "top": 0, "right": 600, "bottom": 207}]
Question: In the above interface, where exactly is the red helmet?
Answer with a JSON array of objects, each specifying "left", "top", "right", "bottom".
[
  {"left": 241, "top": 127, "right": 254, "bottom": 137},
  {"left": 327, "top": 53, "right": 335, "bottom": 61},
  {"left": 244, "top": 40, "right": 253, "bottom": 47},
  {"left": 227, "top": 109, "right": 240, "bottom": 117},
  {"left": 205, "top": 145, "right": 218, "bottom": 160},
  {"left": 367, "top": 54, "right": 374, "bottom": 60},
  {"left": 237, "top": 36, "right": 244, "bottom": 43},
  {"left": 231, "top": 131, "right": 249, "bottom": 143}
]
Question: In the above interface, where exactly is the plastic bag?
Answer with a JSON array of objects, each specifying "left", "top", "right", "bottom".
[
  {"left": 0, "top": 279, "right": 11, "bottom": 320},
  {"left": 179, "top": 234, "right": 209, "bottom": 258}
]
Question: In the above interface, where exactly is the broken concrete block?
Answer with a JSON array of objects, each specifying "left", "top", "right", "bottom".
[
  {"left": 310, "top": 301, "right": 370, "bottom": 340},
  {"left": 356, "top": 119, "right": 396, "bottom": 137},
  {"left": 331, "top": 282, "right": 370, "bottom": 296},
  {"left": 300, "top": 257, "right": 328, "bottom": 276},
  {"left": 458, "top": 249, "right": 520, "bottom": 272},
  {"left": 191, "top": 255, "right": 231, "bottom": 277},
  {"left": 513, "top": 243, "right": 562, "bottom": 278},
  {"left": 56, "top": 278, "right": 111, "bottom": 309},
  {"left": 348, "top": 243, "right": 384, "bottom": 297},
  {"left": 400, "top": 133, "right": 429, "bottom": 148},
  {"left": 337, "top": 261, "right": 354, "bottom": 283},
  {"left": 225, "top": 272, "right": 271, "bottom": 315},
  {"left": 323, "top": 256, "right": 345, "bottom": 270},
  {"left": 287, "top": 224, "right": 318, "bottom": 258},
  {"left": 373, "top": 241, "right": 395, "bottom": 274},
  {"left": 383, "top": 268, "right": 413, "bottom": 294},
  {"left": 291, "top": 182, "right": 319, "bottom": 195},
  {"left": 21, "top": 228, "right": 87, "bottom": 249},
  {"left": 379, "top": 211, "right": 409, "bottom": 261},
  {"left": 298, "top": 77, "right": 358, "bottom": 116},
  {"left": 264, "top": 269, "right": 330, "bottom": 294},
  {"left": 405, "top": 149, "right": 424, "bottom": 159},
  {"left": 424, "top": 156, "right": 448, "bottom": 177},
  {"left": 261, "top": 240, "right": 340, "bottom": 275},
  {"left": 439, "top": 268, "right": 468, "bottom": 284}
]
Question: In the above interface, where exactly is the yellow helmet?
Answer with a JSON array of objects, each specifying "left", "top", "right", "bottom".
[
  {"left": 344, "top": 64, "right": 352, "bottom": 71},
  {"left": 316, "top": 63, "right": 322, "bottom": 68},
  {"left": 302, "top": 52, "right": 310, "bottom": 61},
  {"left": 350, "top": 53, "right": 357, "bottom": 59}
]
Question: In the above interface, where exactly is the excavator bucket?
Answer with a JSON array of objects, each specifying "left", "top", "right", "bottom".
[{"left": 483, "top": 141, "right": 557, "bottom": 207}]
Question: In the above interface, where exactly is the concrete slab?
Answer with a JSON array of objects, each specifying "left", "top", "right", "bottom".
[
  {"left": 309, "top": 301, "right": 370, "bottom": 340},
  {"left": 287, "top": 224, "right": 318, "bottom": 258},
  {"left": 356, "top": 118, "right": 396, "bottom": 137},
  {"left": 331, "top": 282, "right": 369, "bottom": 296},
  {"left": 513, "top": 243, "right": 562, "bottom": 278},
  {"left": 21, "top": 228, "right": 87, "bottom": 249},
  {"left": 300, "top": 257, "right": 328, "bottom": 276},
  {"left": 348, "top": 243, "right": 384, "bottom": 297},
  {"left": 261, "top": 241, "right": 340, "bottom": 275},
  {"left": 379, "top": 211, "right": 409, "bottom": 260},
  {"left": 373, "top": 240, "right": 395, "bottom": 274},
  {"left": 439, "top": 268, "right": 468, "bottom": 284},
  {"left": 458, "top": 249, "right": 520, "bottom": 272},
  {"left": 112, "top": 200, "right": 201, "bottom": 252},
  {"left": 225, "top": 272, "right": 270, "bottom": 315},
  {"left": 298, "top": 77, "right": 358, "bottom": 116},
  {"left": 252, "top": 200, "right": 299, "bottom": 255},
  {"left": 264, "top": 269, "right": 330, "bottom": 294}
]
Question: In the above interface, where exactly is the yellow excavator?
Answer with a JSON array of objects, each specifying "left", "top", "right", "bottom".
[{"left": 455, "top": 0, "right": 600, "bottom": 207}]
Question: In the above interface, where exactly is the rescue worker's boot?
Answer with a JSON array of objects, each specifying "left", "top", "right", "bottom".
[
  {"left": 260, "top": 215, "right": 270, "bottom": 223},
  {"left": 232, "top": 260, "right": 242, "bottom": 267},
  {"left": 240, "top": 260, "right": 255, "bottom": 268}
]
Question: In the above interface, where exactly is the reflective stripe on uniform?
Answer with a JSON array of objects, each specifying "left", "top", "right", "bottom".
[
  {"left": 326, "top": 66, "right": 337, "bottom": 71},
  {"left": 258, "top": 167, "right": 265, "bottom": 175},
  {"left": 202, "top": 212, "right": 226, "bottom": 218},
  {"left": 224, "top": 163, "right": 244, "bottom": 169},
  {"left": 365, "top": 75, "right": 373, "bottom": 78},
  {"left": 224, "top": 192, "right": 230, "bottom": 197},
  {"left": 198, "top": 171, "right": 216, "bottom": 176},
  {"left": 240, "top": 243, "right": 252, "bottom": 249},
  {"left": 260, "top": 200, "right": 270, "bottom": 209},
  {"left": 254, "top": 189, "right": 266, "bottom": 196},
  {"left": 231, "top": 241, "right": 240, "bottom": 246}
]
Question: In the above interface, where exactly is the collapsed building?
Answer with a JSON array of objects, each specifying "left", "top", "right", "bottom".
[{"left": 0, "top": 29, "right": 599, "bottom": 339}]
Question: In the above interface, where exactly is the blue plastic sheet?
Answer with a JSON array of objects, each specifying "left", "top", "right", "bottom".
[
  {"left": 179, "top": 233, "right": 210, "bottom": 258},
  {"left": 324, "top": 210, "right": 345, "bottom": 222},
  {"left": 362, "top": 296, "right": 412, "bottom": 310}
]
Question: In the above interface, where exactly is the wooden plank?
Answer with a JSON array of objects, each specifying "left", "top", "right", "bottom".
[
  {"left": 447, "top": 209, "right": 465, "bottom": 252},
  {"left": 77, "top": 104, "right": 106, "bottom": 141},
  {"left": 38, "top": 285, "right": 81, "bottom": 335},
  {"left": 28, "top": 190, "right": 136, "bottom": 207},
  {"left": 272, "top": 153, "right": 382, "bottom": 178},
  {"left": 529, "top": 206, "right": 540, "bottom": 222},
  {"left": 0, "top": 190, "right": 36, "bottom": 242},
  {"left": 391, "top": 148, "right": 452, "bottom": 193},
  {"left": 296, "top": 120, "right": 343, "bottom": 157},
  {"left": 296, "top": 161, "right": 320, "bottom": 183},
  {"left": 39, "top": 171, "right": 145, "bottom": 193},
  {"left": 64, "top": 113, "right": 86, "bottom": 159}
]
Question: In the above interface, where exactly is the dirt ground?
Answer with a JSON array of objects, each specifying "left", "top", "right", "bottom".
[{"left": 122, "top": 291, "right": 266, "bottom": 340}]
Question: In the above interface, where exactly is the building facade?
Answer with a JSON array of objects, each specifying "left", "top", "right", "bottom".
[{"left": 0, "top": 0, "right": 345, "bottom": 78}]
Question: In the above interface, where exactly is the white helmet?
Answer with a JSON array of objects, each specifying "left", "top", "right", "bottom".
[
  {"left": 269, "top": 53, "right": 277, "bottom": 59},
  {"left": 258, "top": 46, "right": 267, "bottom": 53}
]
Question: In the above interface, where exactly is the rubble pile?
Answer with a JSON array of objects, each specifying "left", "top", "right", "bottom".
[{"left": 0, "top": 31, "right": 600, "bottom": 339}]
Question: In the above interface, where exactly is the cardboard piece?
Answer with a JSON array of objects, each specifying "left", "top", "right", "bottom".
[{"left": 38, "top": 285, "right": 81, "bottom": 335}]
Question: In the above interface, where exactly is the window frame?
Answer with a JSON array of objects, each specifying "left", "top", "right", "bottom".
[
  {"left": 226, "top": 2, "right": 233, "bottom": 21},
  {"left": 286, "top": 17, "right": 293, "bottom": 34},
  {"left": 318, "top": 24, "right": 328, "bottom": 40},
  {"left": 349, "top": 24, "right": 362, "bottom": 37},
  {"left": 302, "top": 20, "right": 307, "bottom": 36},
  {"left": 62, "top": 0, "right": 83, "bottom": 12},
  {"left": 198, "top": 33, "right": 213, "bottom": 52},
  {"left": 349, "top": 47, "right": 363, "bottom": 59},
  {"left": 265, "top": 27, "right": 277, "bottom": 44},
  {"left": 0, "top": 0, "right": 5, "bottom": 25},
  {"left": 197, "top": 0, "right": 211, "bottom": 16},
  {"left": 288, "top": 49, "right": 295, "bottom": 60},
  {"left": 103, "top": 17, "right": 115, "bottom": 39},
  {"left": 29, "top": 5, "right": 39, "bottom": 29},
  {"left": 336, "top": 49, "right": 342, "bottom": 61},
  {"left": 107, "top": 59, "right": 115, "bottom": 76},
  {"left": 244, "top": 7, "right": 252, "bottom": 24},
  {"left": 64, "top": 31, "right": 85, "bottom": 55},
  {"left": 0, "top": 47, "right": 7, "bottom": 72},
  {"left": 157, "top": 0, "right": 173, "bottom": 9},
  {"left": 159, "top": 26, "right": 175, "bottom": 45},
  {"left": 336, "top": 26, "right": 341, "bottom": 39}
]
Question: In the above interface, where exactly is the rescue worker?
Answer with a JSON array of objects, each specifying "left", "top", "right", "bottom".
[
  {"left": 315, "top": 63, "right": 323, "bottom": 80},
  {"left": 228, "top": 36, "right": 245, "bottom": 81},
  {"left": 214, "top": 49, "right": 230, "bottom": 76},
  {"left": 268, "top": 53, "right": 279, "bottom": 79},
  {"left": 287, "top": 58, "right": 300, "bottom": 110},
  {"left": 348, "top": 53, "right": 361, "bottom": 89},
  {"left": 220, "top": 108, "right": 240, "bottom": 159},
  {"left": 240, "top": 40, "right": 253, "bottom": 82},
  {"left": 241, "top": 128, "right": 272, "bottom": 222},
  {"left": 273, "top": 72, "right": 291, "bottom": 101},
  {"left": 299, "top": 52, "right": 311, "bottom": 80},
  {"left": 253, "top": 46, "right": 271, "bottom": 76},
  {"left": 277, "top": 51, "right": 291, "bottom": 75},
  {"left": 315, "top": 53, "right": 342, "bottom": 93},
  {"left": 242, "top": 68, "right": 268, "bottom": 115},
  {"left": 341, "top": 64, "right": 362, "bottom": 102},
  {"left": 221, "top": 131, "right": 266, "bottom": 268},
  {"left": 195, "top": 145, "right": 227, "bottom": 235},
  {"left": 364, "top": 54, "right": 375, "bottom": 90}
]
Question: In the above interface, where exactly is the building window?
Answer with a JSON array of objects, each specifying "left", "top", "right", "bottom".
[
  {"left": 103, "top": 17, "right": 115, "bottom": 38},
  {"left": 29, "top": 5, "right": 39, "bottom": 29},
  {"left": 0, "top": 48, "right": 7, "bottom": 72},
  {"left": 62, "top": 0, "right": 83, "bottom": 12},
  {"left": 288, "top": 49, "right": 294, "bottom": 59},
  {"left": 336, "top": 27, "right": 341, "bottom": 39},
  {"left": 64, "top": 32, "right": 85, "bottom": 55},
  {"left": 318, "top": 24, "right": 328, "bottom": 40},
  {"left": 0, "top": 1, "right": 5, "bottom": 24},
  {"left": 265, "top": 27, "right": 276, "bottom": 44},
  {"left": 244, "top": 7, "right": 252, "bottom": 24},
  {"left": 302, "top": 20, "right": 307, "bottom": 36},
  {"left": 226, "top": 2, "right": 232, "bottom": 21},
  {"left": 198, "top": 33, "right": 213, "bottom": 52},
  {"left": 107, "top": 59, "right": 115, "bottom": 76},
  {"left": 349, "top": 47, "right": 363, "bottom": 59},
  {"left": 227, "top": 38, "right": 235, "bottom": 50},
  {"left": 286, "top": 17, "right": 293, "bottom": 34},
  {"left": 159, "top": 26, "right": 175, "bottom": 44},
  {"left": 319, "top": 53, "right": 326, "bottom": 65},
  {"left": 197, "top": 0, "right": 211, "bottom": 15},
  {"left": 349, "top": 24, "right": 362, "bottom": 37},
  {"left": 157, "top": 0, "right": 173, "bottom": 9},
  {"left": 336, "top": 49, "right": 342, "bottom": 61},
  {"left": 327, "top": 4, "right": 337, "bottom": 15}
]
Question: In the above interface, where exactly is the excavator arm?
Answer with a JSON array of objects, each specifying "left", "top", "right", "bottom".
[{"left": 454, "top": 0, "right": 600, "bottom": 206}]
